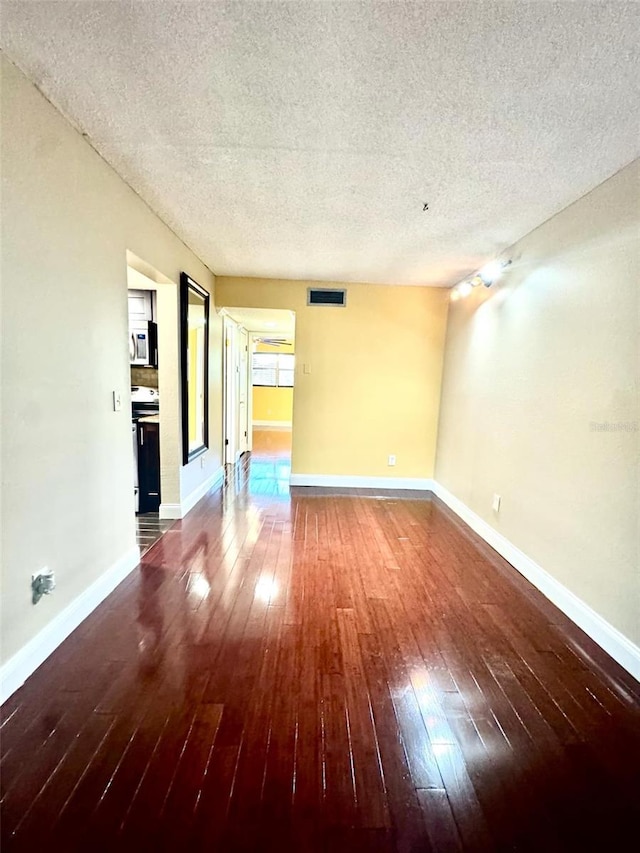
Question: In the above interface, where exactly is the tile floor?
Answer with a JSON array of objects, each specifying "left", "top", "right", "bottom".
[{"left": 135, "top": 512, "right": 174, "bottom": 556}]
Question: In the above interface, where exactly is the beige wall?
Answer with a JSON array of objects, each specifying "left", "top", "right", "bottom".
[
  {"left": 0, "top": 56, "right": 222, "bottom": 665},
  {"left": 217, "top": 278, "right": 449, "bottom": 479},
  {"left": 435, "top": 160, "right": 640, "bottom": 645}
]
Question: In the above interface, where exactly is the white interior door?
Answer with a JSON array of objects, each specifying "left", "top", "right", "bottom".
[{"left": 238, "top": 329, "right": 249, "bottom": 454}]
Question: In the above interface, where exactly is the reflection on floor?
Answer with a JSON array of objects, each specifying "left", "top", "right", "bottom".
[
  {"left": 135, "top": 512, "right": 174, "bottom": 556},
  {"left": 137, "top": 431, "right": 292, "bottom": 557},
  {"left": 244, "top": 428, "right": 292, "bottom": 499},
  {"left": 2, "top": 431, "right": 640, "bottom": 851}
]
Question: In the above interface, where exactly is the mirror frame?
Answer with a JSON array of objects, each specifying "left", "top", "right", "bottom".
[{"left": 180, "top": 272, "right": 210, "bottom": 465}]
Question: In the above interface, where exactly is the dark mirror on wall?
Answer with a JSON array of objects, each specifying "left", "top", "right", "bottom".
[{"left": 180, "top": 272, "right": 209, "bottom": 465}]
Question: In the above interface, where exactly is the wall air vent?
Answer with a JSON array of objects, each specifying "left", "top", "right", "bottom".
[{"left": 307, "top": 287, "right": 347, "bottom": 307}]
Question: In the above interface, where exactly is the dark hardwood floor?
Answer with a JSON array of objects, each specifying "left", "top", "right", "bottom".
[{"left": 2, "top": 432, "right": 639, "bottom": 852}]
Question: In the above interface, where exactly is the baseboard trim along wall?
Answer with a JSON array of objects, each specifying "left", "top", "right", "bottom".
[
  {"left": 290, "top": 474, "right": 435, "bottom": 490},
  {"left": 160, "top": 466, "right": 225, "bottom": 520},
  {"left": 252, "top": 420, "right": 292, "bottom": 429},
  {"left": 158, "top": 503, "right": 182, "bottom": 519},
  {"left": 431, "top": 481, "right": 640, "bottom": 683},
  {"left": 0, "top": 545, "right": 141, "bottom": 705}
]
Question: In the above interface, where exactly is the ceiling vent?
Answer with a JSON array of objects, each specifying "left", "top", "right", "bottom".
[{"left": 307, "top": 287, "right": 347, "bottom": 307}]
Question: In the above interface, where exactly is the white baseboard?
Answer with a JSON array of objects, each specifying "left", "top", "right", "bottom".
[
  {"left": 160, "top": 466, "right": 224, "bottom": 520},
  {"left": 290, "top": 473, "right": 435, "bottom": 490},
  {"left": 431, "top": 481, "right": 640, "bottom": 683},
  {"left": 252, "top": 420, "right": 292, "bottom": 429},
  {"left": 158, "top": 502, "right": 182, "bottom": 519},
  {"left": 0, "top": 545, "right": 141, "bottom": 705}
]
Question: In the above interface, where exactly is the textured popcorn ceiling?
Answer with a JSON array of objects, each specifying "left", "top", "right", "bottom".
[{"left": 2, "top": 1, "right": 638, "bottom": 287}]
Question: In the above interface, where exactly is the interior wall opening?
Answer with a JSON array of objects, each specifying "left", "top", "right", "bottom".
[
  {"left": 220, "top": 307, "right": 296, "bottom": 484},
  {"left": 126, "top": 252, "right": 178, "bottom": 554}
]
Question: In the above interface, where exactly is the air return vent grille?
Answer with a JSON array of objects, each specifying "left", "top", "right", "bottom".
[{"left": 307, "top": 287, "right": 347, "bottom": 307}]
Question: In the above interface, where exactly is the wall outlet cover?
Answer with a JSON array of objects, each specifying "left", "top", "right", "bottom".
[{"left": 32, "top": 568, "right": 56, "bottom": 604}]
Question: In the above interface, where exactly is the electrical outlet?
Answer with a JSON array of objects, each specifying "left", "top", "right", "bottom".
[
  {"left": 388, "top": 454, "right": 396, "bottom": 467},
  {"left": 32, "top": 568, "right": 55, "bottom": 604},
  {"left": 492, "top": 493, "right": 502, "bottom": 513}
]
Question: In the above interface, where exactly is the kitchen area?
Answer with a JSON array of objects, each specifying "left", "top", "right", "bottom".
[{"left": 129, "top": 287, "right": 171, "bottom": 554}]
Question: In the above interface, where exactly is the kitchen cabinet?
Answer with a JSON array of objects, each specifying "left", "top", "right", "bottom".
[
  {"left": 137, "top": 418, "right": 160, "bottom": 513},
  {"left": 128, "top": 289, "right": 155, "bottom": 323}
]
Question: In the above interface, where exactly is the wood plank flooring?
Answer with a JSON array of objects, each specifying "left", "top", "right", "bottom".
[{"left": 2, "top": 434, "right": 639, "bottom": 851}]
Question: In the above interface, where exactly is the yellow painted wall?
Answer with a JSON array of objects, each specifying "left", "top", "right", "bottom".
[
  {"left": 253, "top": 387, "right": 294, "bottom": 423},
  {"left": 216, "top": 278, "right": 449, "bottom": 479},
  {"left": 252, "top": 341, "right": 294, "bottom": 423},
  {"left": 188, "top": 326, "right": 199, "bottom": 444}
]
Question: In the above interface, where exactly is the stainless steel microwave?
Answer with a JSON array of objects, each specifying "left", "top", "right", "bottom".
[{"left": 129, "top": 321, "right": 158, "bottom": 367}]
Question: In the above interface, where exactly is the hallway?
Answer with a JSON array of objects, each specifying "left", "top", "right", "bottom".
[{"left": 1, "top": 441, "right": 639, "bottom": 852}]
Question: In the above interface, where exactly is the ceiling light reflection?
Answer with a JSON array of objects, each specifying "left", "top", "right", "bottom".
[
  {"left": 254, "top": 576, "right": 279, "bottom": 604},
  {"left": 411, "top": 670, "right": 458, "bottom": 746},
  {"left": 431, "top": 742, "right": 455, "bottom": 758},
  {"left": 189, "top": 574, "right": 211, "bottom": 599}
]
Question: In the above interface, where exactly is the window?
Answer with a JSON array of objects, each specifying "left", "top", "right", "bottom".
[
  {"left": 252, "top": 352, "right": 295, "bottom": 387},
  {"left": 277, "top": 354, "right": 295, "bottom": 387}
]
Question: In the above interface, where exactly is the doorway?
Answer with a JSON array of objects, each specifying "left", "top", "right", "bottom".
[
  {"left": 221, "top": 307, "right": 296, "bottom": 473},
  {"left": 126, "top": 254, "right": 179, "bottom": 554}
]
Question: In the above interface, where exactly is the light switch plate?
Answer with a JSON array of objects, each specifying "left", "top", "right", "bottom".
[{"left": 113, "top": 390, "right": 122, "bottom": 412}]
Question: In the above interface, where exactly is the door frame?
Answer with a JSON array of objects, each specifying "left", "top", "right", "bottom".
[
  {"left": 222, "top": 315, "right": 249, "bottom": 465},
  {"left": 222, "top": 316, "right": 236, "bottom": 464},
  {"left": 238, "top": 327, "right": 250, "bottom": 455}
]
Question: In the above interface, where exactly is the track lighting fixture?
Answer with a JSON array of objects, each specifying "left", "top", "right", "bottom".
[{"left": 450, "top": 259, "right": 511, "bottom": 301}]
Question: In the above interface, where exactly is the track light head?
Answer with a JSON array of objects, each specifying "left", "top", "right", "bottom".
[
  {"left": 450, "top": 259, "right": 511, "bottom": 301},
  {"left": 478, "top": 259, "right": 512, "bottom": 287}
]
